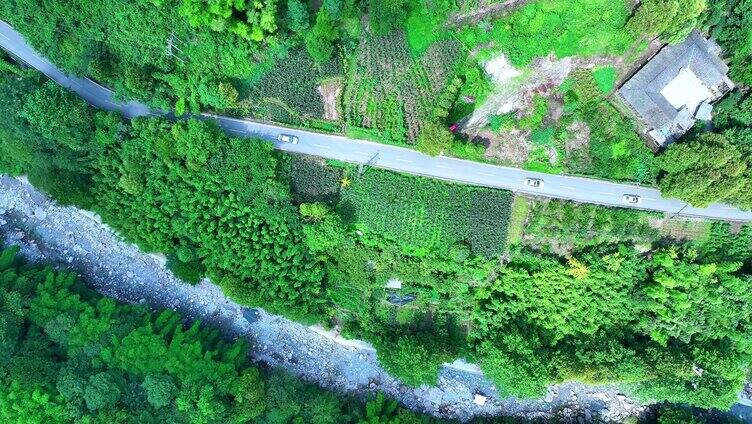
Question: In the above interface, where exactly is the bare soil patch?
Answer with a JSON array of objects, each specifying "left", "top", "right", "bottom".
[
  {"left": 564, "top": 121, "right": 591, "bottom": 166},
  {"left": 648, "top": 216, "right": 712, "bottom": 241},
  {"left": 447, "top": 0, "right": 533, "bottom": 27},
  {"left": 479, "top": 128, "right": 531, "bottom": 165},
  {"left": 318, "top": 79, "right": 343, "bottom": 121}
]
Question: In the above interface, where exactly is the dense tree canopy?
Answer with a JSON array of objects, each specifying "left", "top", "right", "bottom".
[
  {"left": 0, "top": 246, "right": 436, "bottom": 423},
  {"left": 628, "top": 0, "right": 707, "bottom": 43},
  {"left": 657, "top": 88, "right": 752, "bottom": 210},
  {"left": 2, "top": 0, "right": 752, "bottom": 414},
  {"left": 657, "top": 133, "right": 751, "bottom": 208},
  {"left": 709, "top": 0, "right": 752, "bottom": 86}
]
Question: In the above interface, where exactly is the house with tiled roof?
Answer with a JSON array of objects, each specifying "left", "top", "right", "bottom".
[{"left": 618, "top": 31, "right": 734, "bottom": 149}]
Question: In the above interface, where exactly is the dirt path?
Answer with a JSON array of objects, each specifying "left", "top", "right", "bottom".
[
  {"left": 447, "top": 0, "right": 533, "bottom": 27},
  {"left": 0, "top": 175, "right": 647, "bottom": 422}
]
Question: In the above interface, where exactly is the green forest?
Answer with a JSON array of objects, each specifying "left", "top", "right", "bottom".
[
  {"left": 3, "top": 61, "right": 752, "bottom": 413},
  {"left": 2, "top": 0, "right": 752, "bottom": 420},
  {"left": 0, "top": 245, "right": 440, "bottom": 423}
]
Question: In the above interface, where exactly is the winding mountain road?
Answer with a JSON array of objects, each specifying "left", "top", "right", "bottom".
[{"left": 2, "top": 20, "right": 751, "bottom": 221}]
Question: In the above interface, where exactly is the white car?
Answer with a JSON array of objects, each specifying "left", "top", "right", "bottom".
[
  {"left": 277, "top": 134, "right": 299, "bottom": 144},
  {"left": 524, "top": 178, "right": 544, "bottom": 188},
  {"left": 622, "top": 194, "right": 642, "bottom": 204}
]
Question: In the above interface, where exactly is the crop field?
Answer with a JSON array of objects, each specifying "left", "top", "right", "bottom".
[
  {"left": 239, "top": 48, "right": 342, "bottom": 124},
  {"left": 523, "top": 199, "right": 662, "bottom": 252},
  {"left": 343, "top": 31, "right": 465, "bottom": 144},
  {"left": 340, "top": 168, "right": 512, "bottom": 257},
  {"left": 286, "top": 155, "right": 343, "bottom": 205}
]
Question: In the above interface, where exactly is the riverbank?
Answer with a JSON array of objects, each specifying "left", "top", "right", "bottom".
[{"left": 0, "top": 174, "right": 648, "bottom": 422}]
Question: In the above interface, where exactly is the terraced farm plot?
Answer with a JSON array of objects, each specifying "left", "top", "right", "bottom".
[
  {"left": 340, "top": 169, "right": 512, "bottom": 257},
  {"left": 241, "top": 48, "right": 342, "bottom": 124},
  {"left": 344, "top": 31, "right": 465, "bottom": 144}
]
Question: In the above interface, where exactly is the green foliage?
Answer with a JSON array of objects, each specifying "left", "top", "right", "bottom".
[
  {"left": 0, "top": 74, "right": 96, "bottom": 207},
  {"left": 178, "top": 0, "right": 278, "bottom": 42},
  {"left": 300, "top": 203, "right": 348, "bottom": 253},
  {"left": 457, "top": 63, "right": 492, "bottom": 104},
  {"left": 475, "top": 246, "right": 646, "bottom": 343},
  {"left": 560, "top": 74, "right": 657, "bottom": 183},
  {"left": 518, "top": 95, "right": 549, "bottom": 130},
  {"left": 416, "top": 121, "right": 453, "bottom": 156},
  {"left": 286, "top": 155, "right": 343, "bottom": 204},
  {"left": 0, "top": 52, "right": 22, "bottom": 75},
  {"left": 459, "top": 0, "right": 634, "bottom": 65},
  {"left": 523, "top": 200, "right": 661, "bottom": 251},
  {"left": 488, "top": 114, "right": 516, "bottom": 133},
  {"left": 657, "top": 133, "right": 750, "bottom": 208},
  {"left": 592, "top": 66, "right": 617, "bottom": 94},
  {"left": 367, "top": 0, "right": 411, "bottom": 35},
  {"left": 323, "top": 0, "right": 343, "bottom": 20},
  {"left": 628, "top": 0, "right": 707, "bottom": 43},
  {"left": 373, "top": 334, "right": 448, "bottom": 386},
  {"left": 714, "top": 91, "right": 752, "bottom": 130},
  {"left": 340, "top": 169, "right": 512, "bottom": 257},
  {"left": 0, "top": 247, "right": 434, "bottom": 423},
  {"left": 564, "top": 70, "right": 602, "bottom": 110},
  {"left": 244, "top": 48, "right": 342, "bottom": 122},
  {"left": 477, "top": 333, "right": 550, "bottom": 398},
  {"left": 306, "top": 10, "right": 339, "bottom": 64},
  {"left": 404, "top": 1, "right": 453, "bottom": 57},
  {"left": 167, "top": 254, "right": 206, "bottom": 284},
  {"left": 640, "top": 247, "right": 752, "bottom": 346},
  {"left": 0, "top": 247, "right": 264, "bottom": 422},
  {"left": 0, "top": 0, "right": 286, "bottom": 113},
  {"left": 286, "top": 0, "right": 310, "bottom": 34},
  {"left": 656, "top": 405, "right": 702, "bottom": 424},
  {"left": 92, "top": 118, "right": 325, "bottom": 319},
  {"left": 344, "top": 30, "right": 465, "bottom": 144},
  {"left": 471, "top": 240, "right": 751, "bottom": 406},
  {"left": 709, "top": 0, "right": 752, "bottom": 86}
]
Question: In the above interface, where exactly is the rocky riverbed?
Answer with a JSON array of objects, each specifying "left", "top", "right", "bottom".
[{"left": 0, "top": 175, "right": 649, "bottom": 422}]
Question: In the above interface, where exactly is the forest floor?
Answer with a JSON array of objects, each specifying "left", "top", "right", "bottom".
[{"left": 0, "top": 174, "right": 651, "bottom": 422}]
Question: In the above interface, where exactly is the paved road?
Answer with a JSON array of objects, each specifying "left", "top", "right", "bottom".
[{"left": 2, "top": 20, "right": 751, "bottom": 221}]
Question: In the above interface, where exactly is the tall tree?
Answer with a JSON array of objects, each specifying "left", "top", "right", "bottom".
[{"left": 657, "top": 133, "right": 749, "bottom": 208}]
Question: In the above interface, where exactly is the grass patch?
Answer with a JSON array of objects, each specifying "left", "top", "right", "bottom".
[
  {"left": 593, "top": 66, "right": 617, "bottom": 93},
  {"left": 506, "top": 196, "right": 530, "bottom": 247}
]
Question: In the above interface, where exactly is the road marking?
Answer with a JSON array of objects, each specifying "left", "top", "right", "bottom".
[
  {"left": 436, "top": 164, "right": 454, "bottom": 170},
  {"left": 0, "top": 33, "right": 9, "bottom": 40},
  {"left": 395, "top": 158, "right": 413, "bottom": 163},
  {"left": 313, "top": 143, "right": 331, "bottom": 149},
  {"left": 228, "top": 129, "right": 245, "bottom": 134},
  {"left": 478, "top": 172, "right": 494, "bottom": 177},
  {"left": 560, "top": 185, "right": 576, "bottom": 190},
  {"left": 598, "top": 191, "right": 616, "bottom": 196}
]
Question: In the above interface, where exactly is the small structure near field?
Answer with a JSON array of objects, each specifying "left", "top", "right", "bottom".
[
  {"left": 618, "top": 31, "right": 734, "bottom": 148},
  {"left": 473, "top": 393, "right": 487, "bottom": 406},
  {"left": 385, "top": 278, "right": 402, "bottom": 290}
]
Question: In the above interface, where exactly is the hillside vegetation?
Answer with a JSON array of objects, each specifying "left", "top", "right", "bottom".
[
  {"left": 2, "top": 67, "right": 752, "bottom": 412},
  {"left": 0, "top": 246, "right": 434, "bottom": 423}
]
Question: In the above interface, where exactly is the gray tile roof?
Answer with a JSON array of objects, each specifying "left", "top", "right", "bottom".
[{"left": 618, "top": 31, "right": 733, "bottom": 140}]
